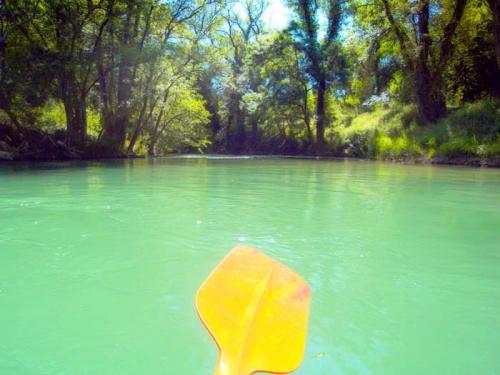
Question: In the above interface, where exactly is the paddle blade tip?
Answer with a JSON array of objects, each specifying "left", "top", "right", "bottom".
[{"left": 196, "top": 246, "right": 311, "bottom": 375}]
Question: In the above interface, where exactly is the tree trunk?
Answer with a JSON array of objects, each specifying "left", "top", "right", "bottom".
[
  {"left": 488, "top": 0, "right": 500, "bottom": 71},
  {"left": 249, "top": 113, "right": 258, "bottom": 149},
  {"left": 127, "top": 66, "right": 155, "bottom": 154},
  {"left": 127, "top": 95, "right": 148, "bottom": 154},
  {"left": 381, "top": 0, "right": 467, "bottom": 124},
  {"left": 148, "top": 133, "right": 158, "bottom": 156},
  {"left": 148, "top": 108, "right": 164, "bottom": 156},
  {"left": 148, "top": 120, "right": 169, "bottom": 156},
  {"left": 101, "top": 3, "right": 134, "bottom": 154},
  {"left": 0, "top": 98, "right": 24, "bottom": 134},
  {"left": 232, "top": 92, "right": 246, "bottom": 153},
  {"left": 303, "top": 88, "right": 313, "bottom": 146},
  {"left": 148, "top": 113, "right": 162, "bottom": 156},
  {"left": 60, "top": 70, "right": 87, "bottom": 147},
  {"left": 96, "top": 37, "right": 112, "bottom": 135},
  {"left": 315, "top": 77, "right": 326, "bottom": 152},
  {"left": 147, "top": 86, "right": 171, "bottom": 156},
  {"left": 414, "top": 65, "right": 447, "bottom": 123},
  {"left": 415, "top": 0, "right": 447, "bottom": 123}
]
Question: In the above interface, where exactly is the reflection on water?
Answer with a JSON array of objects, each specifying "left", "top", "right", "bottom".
[{"left": 1, "top": 158, "right": 499, "bottom": 374}]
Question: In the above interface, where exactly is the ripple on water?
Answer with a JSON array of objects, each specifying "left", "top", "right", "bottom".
[{"left": 0, "top": 158, "right": 499, "bottom": 374}]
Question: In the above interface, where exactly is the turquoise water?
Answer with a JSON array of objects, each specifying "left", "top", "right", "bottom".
[{"left": 1, "top": 157, "right": 499, "bottom": 374}]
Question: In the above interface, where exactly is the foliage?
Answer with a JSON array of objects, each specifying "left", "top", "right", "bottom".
[
  {"left": 0, "top": 0, "right": 499, "bottom": 162},
  {"left": 37, "top": 101, "right": 67, "bottom": 132},
  {"left": 335, "top": 99, "right": 500, "bottom": 162},
  {"left": 150, "top": 85, "right": 211, "bottom": 154}
]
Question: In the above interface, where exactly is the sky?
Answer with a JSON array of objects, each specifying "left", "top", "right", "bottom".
[
  {"left": 235, "top": 0, "right": 335, "bottom": 37},
  {"left": 260, "top": 0, "right": 330, "bottom": 36},
  {"left": 262, "top": 0, "right": 292, "bottom": 30}
]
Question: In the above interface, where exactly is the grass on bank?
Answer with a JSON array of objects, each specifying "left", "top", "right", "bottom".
[{"left": 334, "top": 99, "right": 500, "bottom": 163}]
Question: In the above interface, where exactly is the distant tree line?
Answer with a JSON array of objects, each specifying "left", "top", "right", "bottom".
[{"left": 0, "top": 0, "right": 498, "bottom": 158}]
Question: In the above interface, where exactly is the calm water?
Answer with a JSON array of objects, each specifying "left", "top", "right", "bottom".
[{"left": 1, "top": 157, "right": 499, "bottom": 374}]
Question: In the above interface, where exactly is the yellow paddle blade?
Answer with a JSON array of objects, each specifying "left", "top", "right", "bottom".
[{"left": 196, "top": 246, "right": 311, "bottom": 375}]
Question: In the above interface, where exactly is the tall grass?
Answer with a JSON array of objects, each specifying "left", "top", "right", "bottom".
[{"left": 335, "top": 99, "right": 500, "bottom": 162}]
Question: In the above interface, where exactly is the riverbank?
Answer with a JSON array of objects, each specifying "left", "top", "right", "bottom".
[
  {"left": 334, "top": 99, "right": 500, "bottom": 167},
  {"left": 0, "top": 124, "right": 145, "bottom": 162},
  {"left": 2, "top": 99, "right": 499, "bottom": 167},
  {"left": 2, "top": 150, "right": 499, "bottom": 168},
  {"left": 1, "top": 145, "right": 498, "bottom": 168}
]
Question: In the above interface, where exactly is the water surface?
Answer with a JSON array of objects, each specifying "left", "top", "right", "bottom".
[{"left": 1, "top": 158, "right": 499, "bottom": 374}]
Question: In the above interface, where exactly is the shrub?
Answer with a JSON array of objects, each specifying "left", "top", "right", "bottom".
[
  {"left": 437, "top": 137, "right": 478, "bottom": 157},
  {"left": 333, "top": 99, "right": 499, "bottom": 163},
  {"left": 435, "top": 99, "right": 500, "bottom": 143},
  {"left": 477, "top": 140, "right": 500, "bottom": 158},
  {"left": 392, "top": 135, "right": 424, "bottom": 158},
  {"left": 375, "top": 134, "right": 393, "bottom": 158},
  {"left": 375, "top": 134, "right": 423, "bottom": 159}
]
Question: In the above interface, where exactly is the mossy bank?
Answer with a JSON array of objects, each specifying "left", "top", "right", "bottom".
[{"left": 331, "top": 99, "right": 500, "bottom": 167}]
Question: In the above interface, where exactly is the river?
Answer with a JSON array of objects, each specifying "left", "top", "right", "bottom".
[{"left": 1, "top": 157, "right": 499, "bottom": 374}]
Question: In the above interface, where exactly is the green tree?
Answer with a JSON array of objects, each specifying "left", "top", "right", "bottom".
[
  {"left": 487, "top": 0, "right": 500, "bottom": 71},
  {"left": 244, "top": 32, "right": 314, "bottom": 151},
  {"left": 379, "top": 0, "right": 468, "bottom": 122},
  {"left": 220, "top": 0, "right": 265, "bottom": 152},
  {"left": 288, "top": 0, "right": 344, "bottom": 151}
]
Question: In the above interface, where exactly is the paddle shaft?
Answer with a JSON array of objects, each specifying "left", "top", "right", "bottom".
[{"left": 214, "top": 356, "right": 249, "bottom": 375}]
